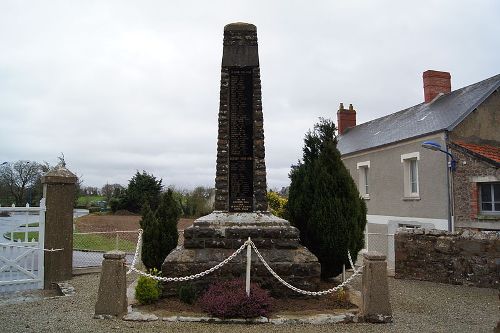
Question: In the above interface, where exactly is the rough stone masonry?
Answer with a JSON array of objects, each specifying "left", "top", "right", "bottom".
[{"left": 162, "top": 22, "right": 321, "bottom": 296}]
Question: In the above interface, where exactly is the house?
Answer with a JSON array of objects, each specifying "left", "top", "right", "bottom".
[
  {"left": 448, "top": 140, "right": 499, "bottom": 230},
  {"left": 336, "top": 70, "right": 499, "bottom": 266}
]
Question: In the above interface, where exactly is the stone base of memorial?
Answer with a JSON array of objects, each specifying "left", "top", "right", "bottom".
[{"left": 161, "top": 212, "right": 321, "bottom": 297}]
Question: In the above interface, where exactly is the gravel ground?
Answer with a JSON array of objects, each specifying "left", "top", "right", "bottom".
[{"left": 0, "top": 273, "right": 497, "bottom": 333}]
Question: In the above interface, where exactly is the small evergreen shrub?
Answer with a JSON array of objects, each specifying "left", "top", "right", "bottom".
[
  {"left": 267, "top": 191, "right": 288, "bottom": 219},
  {"left": 198, "top": 279, "right": 273, "bottom": 319},
  {"left": 135, "top": 269, "right": 161, "bottom": 305},
  {"left": 88, "top": 207, "right": 101, "bottom": 213},
  {"left": 109, "top": 198, "right": 120, "bottom": 213},
  {"left": 178, "top": 283, "right": 197, "bottom": 305}
]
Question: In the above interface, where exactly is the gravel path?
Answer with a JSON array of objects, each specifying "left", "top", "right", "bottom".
[{"left": 0, "top": 273, "right": 497, "bottom": 333}]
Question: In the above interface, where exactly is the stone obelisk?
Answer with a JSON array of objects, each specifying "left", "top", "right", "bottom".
[
  {"left": 214, "top": 22, "right": 267, "bottom": 213},
  {"left": 162, "top": 23, "right": 320, "bottom": 296}
]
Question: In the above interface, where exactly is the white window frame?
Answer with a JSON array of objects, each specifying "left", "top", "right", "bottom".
[
  {"left": 479, "top": 182, "right": 500, "bottom": 215},
  {"left": 357, "top": 161, "right": 370, "bottom": 199},
  {"left": 401, "top": 152, "right": 420, "bottom": 199}
]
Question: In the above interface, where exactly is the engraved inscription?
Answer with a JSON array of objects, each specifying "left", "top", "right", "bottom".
[{"left": 229, "top": 69, "right": 253, "bottom": 212}]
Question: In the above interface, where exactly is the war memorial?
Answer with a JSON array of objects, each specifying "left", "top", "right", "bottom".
[{"left": 162, "top": 22, "right": 321, "bottom": 295}]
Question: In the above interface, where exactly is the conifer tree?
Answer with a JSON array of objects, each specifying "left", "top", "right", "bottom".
[
  {"left": 287, "top": 118, "right": 367, "bottom": 279},
  {"left": 155, "top": 189, "right": 181, "bottom": 267},
  {"left": 140, "top": 202, "right": 161, "bottom": 270}
]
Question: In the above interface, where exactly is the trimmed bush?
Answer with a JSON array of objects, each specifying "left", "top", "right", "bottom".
[
  {"left": 135, "top": 270, "right": 160, "bottom": 305},
  {"left": 198, "top": 279, "right": 273, "bottom": 319},
  {"left": 178, "top": 283, "right": 197, "bottom": 305}
]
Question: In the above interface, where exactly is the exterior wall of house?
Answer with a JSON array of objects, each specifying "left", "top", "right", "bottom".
[
  {"left": 450, "top": 89, "right": 500, "bottom": 143},
  {"left": 341, "top": 133, "right": 449, "bottom": 230},
  {"left": 451, "top": 146, "right": 500, "bottom": 230}
]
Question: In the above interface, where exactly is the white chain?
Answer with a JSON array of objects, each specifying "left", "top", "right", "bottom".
[
  {"left": 126, "top": 229, "right": 143, "bottom": 275},
  {"left": 127, "top": 229, "right": 363, "bottom": 294},
  {"left": 127, "top": 228, "right": 249, "bottom": 281},
  {"left": 347, "top": 249, "right": 361, "bottom": 275},
  {"left": 249, "top": 241, "right": 362, "bottom": 296}
]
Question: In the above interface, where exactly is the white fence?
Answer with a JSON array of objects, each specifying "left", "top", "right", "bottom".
[
  {"left": 362, "top": 224, "right": 395, "bottom": 275},
  {"left": 73, "top": 231, "right": 138, "bottom": 268},
  {"left": 0, "top": 200, "right": 45, "bottom": 292}
]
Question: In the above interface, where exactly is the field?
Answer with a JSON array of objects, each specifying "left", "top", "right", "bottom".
[
  {"left": 74, "top": 214, "right": 195, "bottom": 233},
  {"left": 76, "top": 195, "right": 106, "bottom": 207},
  {"left": 73, "top": 214, "right": 195, "bottom": 251}
]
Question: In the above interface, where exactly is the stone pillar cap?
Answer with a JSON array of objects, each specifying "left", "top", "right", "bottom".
[
  {"left": 42, "top": 165, "right": 77, "bottom": 184},
  {"left": 224, "top": 22, "right": 256, "bottom": 31},
  {"left": 103, "top": 251, "right": 126, "bottom": 260},
  {"left": 363, "top": 251, "right": 386, "bottom": 261}
]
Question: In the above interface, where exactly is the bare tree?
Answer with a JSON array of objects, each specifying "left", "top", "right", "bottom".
[
  {"left": 0, "top": 161, "right": 45, "bottom": 206},
  {"left": 101, "top": 183, "right": 124, "bottom": 202}
]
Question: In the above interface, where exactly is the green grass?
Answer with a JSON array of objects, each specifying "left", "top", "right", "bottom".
[
  {"left": 20, "top": 223, "right": 39, "bottom": 228},
  {"left": 73, "top": 233, "right": 136, "bottom": 252},
  {"left": 3, "top": 230, "right": 136, "bottom": 253},
  {"left": 76, "top": 195, "right": 106, "bottom": 207},
  {"left": 3, "top": 231, "right": 39, "bottom": 242}
]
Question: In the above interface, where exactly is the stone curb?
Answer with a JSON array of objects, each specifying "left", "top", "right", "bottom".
[
  {"left": 55, "top": 282, "right": 76, "bottom": 297},
  {"left": 119, "top": 312, "right": 360, "bottom": 325}
]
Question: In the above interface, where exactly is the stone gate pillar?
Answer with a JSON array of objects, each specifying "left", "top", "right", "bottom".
[
  {"left": 42, "top": 165, "right": 77, "bottom": 288},
  {"left": 361, "top": 251, "right": 393, "bottom": 323},
  {"left": 94, "top": 251, "right": 128, "bottom": 317}
]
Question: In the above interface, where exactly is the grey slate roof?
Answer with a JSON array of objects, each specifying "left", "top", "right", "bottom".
[{"left": 337, "top": 74, "right": 500, "bottom": 156}]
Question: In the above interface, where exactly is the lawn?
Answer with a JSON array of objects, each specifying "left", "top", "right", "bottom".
[
  {"left": 73, "top": 233, "right": 136, "bottom": 252},
  {"left": 76, "top": 195, "right": 106, "bottom": 207},
  {"left": 3, "top": 230, "right": 136, "bottom": 253},
  {"left": 3, "top": 231, "right": 39, "bottom": 242}
]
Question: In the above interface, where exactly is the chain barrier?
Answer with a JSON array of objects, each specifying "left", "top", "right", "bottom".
[
  {"left": 127, "top": 228, "right": 249, "bottom": 281},
  {"left": 126, "top": 228, "right": 363, "bottom": 295},
  {"left": 126, "top": 229, "right": 143, "bottom": 275},
  {"left": 347, "top": 249, "right": 361, "bottom": 275},
  {"left": 250, "top": 241, "right": 362, "bottom": 296}
]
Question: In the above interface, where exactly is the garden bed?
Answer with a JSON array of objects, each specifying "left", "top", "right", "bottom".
[{"left": 131, "top": 280, "right": 358, "bottom": 320}]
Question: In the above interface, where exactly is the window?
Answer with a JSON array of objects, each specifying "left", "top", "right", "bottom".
[
  {"left": 480, "top": 183, "right": 500, "bottom": 214},
  {"left": 357, "top": 161, "right": 370, "bottom": 199},
  {"left": 401, "top": 152, "right": 420, "bottom": 199},
  {"left": 409, "top": 159, "right": 418, "bottom": 194}
]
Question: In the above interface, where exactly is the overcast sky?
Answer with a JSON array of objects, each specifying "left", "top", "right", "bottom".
[{"left": 0, "top": 0, "right": 498, "bottom": 190}]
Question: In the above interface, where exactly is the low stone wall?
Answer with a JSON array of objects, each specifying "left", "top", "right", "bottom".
[{"left": 395, "top": 228, "right": 499, "bottom": 288}]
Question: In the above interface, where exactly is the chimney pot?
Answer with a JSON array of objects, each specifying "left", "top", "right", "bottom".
[
  {"left": 337, "top": 103, "right": 356, "bottom": 135},
  {"left": 423, "top": 70, "right": 451, "bottom": 103}
]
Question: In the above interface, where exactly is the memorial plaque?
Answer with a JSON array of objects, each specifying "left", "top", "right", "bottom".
[{"left": 228, "top": 69, "right": 254, "bottom": 212}]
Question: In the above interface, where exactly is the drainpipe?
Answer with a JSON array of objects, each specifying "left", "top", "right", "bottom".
[{"left": 444, "top": 132, "right": 454, "bottom": 232}]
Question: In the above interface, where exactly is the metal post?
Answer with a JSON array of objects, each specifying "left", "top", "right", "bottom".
[
  {"left": 115, "top": 232, "right": 119, "bottom": 250},
  {"left": 245, "top": 237, "right": 251, "bottom": 297},
  {"left": 342, "top": 264, "right": 346, "bottom": 282},
  {"left": 365, "top": 225, "right": 369, "bottom": 251}
]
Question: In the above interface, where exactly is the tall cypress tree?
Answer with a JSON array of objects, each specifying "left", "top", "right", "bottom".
[
  {"left": 156, "top": 189, "right": 181, "bottom": 267},
  {"left": 287, "top": 118, "right": 366, "bottom": 279},
  {"left": 140, "top": 202, "right": 161, "bottom": 270}
]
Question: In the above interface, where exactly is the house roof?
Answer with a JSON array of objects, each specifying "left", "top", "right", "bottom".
[
  {"left": 451, "top": 140, "right": 500, "bottom": 165},
  {"left": 338, "top": 74, "right": 500, "bottom": 156}
]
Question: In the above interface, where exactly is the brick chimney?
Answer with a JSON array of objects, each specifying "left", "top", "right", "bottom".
[
  {"left": 337, "top": 103, "right": 356, "bottom": 135},
  {"left": 423, "top": 70, "right": 451, "bottom": 103}
]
